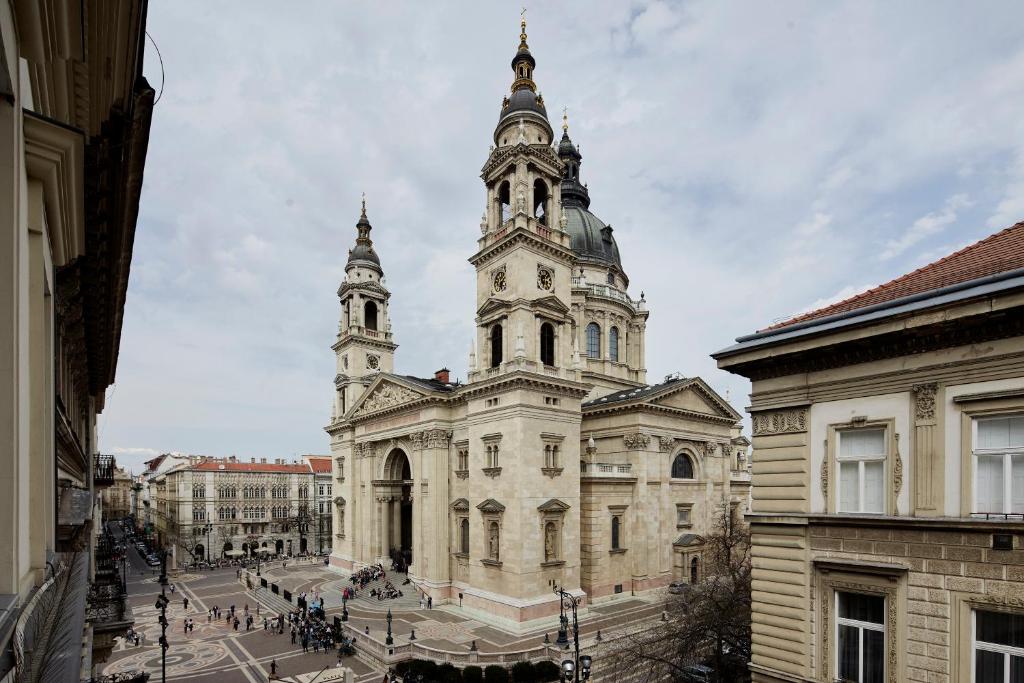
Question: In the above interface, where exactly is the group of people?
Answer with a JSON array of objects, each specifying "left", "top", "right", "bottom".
[
  {"left": 202, "top": 603, "right": 261, "bottom": 632},
  {"left": 370, "top": 580, "right": 404, "bottom": 601},
  {"left": 349, "top": 563, "right": 386, "bottom": 588}
]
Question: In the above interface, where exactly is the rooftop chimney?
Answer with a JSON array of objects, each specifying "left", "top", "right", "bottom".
[
  {"left": 261, "top": 458, "right": 267, "bottom": 464},
  {"left": 250, "top": 457, "right": 255, "bottom": 463},
  {"left": 435, "top": 367, "right": 450, "bottom": 383}
]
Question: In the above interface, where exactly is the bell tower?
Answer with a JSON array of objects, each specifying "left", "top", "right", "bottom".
[
  {"left": 333, "top": 197, "right": 397, "bottom": 419},
  {"left": 470, "top": 16, "right": 578, "bottom": 380}
]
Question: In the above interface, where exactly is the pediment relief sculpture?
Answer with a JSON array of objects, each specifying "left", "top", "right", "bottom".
[{"left": 357, "top": 382, "right": 421, "bottom": 415}]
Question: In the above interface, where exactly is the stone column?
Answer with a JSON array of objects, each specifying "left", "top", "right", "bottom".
[
  {"left": 912, "top": 383, "right": 940, "bottom": 516},
  {"left": 392, "top": 496, "right": 401, "bottom": 549},
  {"left": 382, "top": 496, "right": 393, "bottom": 559}
]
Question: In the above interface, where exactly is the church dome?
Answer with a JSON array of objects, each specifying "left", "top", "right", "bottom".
[
  {"left": 498, "top": 88, "right": 548, "bottom": 127},
  {"left": 346, "top": 201, "right": 382, "bottom": 273},
  {"left": 563, "top": 204, "right": 623, "bottom": 271}
]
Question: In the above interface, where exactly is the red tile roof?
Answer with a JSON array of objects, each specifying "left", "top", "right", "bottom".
[
  {"left": 768, "top": 221, "right": 1024, "bottom": 331},
  {"left": 305, "top": 456, "right": 332, "bottom": 474},
  {"left": 188, "top": 461, "right": 312, "bottom": 474}
]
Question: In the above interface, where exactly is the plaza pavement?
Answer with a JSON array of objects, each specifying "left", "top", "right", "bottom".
[{"left": 102, "top": 556, "right": 666, "bottom": 682}]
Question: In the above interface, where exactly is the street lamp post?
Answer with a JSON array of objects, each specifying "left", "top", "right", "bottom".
[
  {"left": 204, "top": 522, "right": 214, "bottom": 568},
  {"left": 155, "top": 592, "right": 170, "bottom": 682},
  {"left": 554, "top": 586, "right": 593, "bottom": 682}
]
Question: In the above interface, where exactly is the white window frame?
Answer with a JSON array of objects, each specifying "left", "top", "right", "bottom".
[
  {"left": 972, "top": 608, "right": 1024, "bottom": 683},
  {"left": 835, "top": 591, "right": 886, "bottom": 683},
  {"left": 836, "top": 428, "right": 887, "bottom": 514},
  {"left": 971, "top": 415, "right": 1024, "bottom": 517}
]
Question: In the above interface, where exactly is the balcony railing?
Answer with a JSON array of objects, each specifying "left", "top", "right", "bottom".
[
  {"left": 94, "top": 454, "right": 116, "bottom": 487},
  {"left": 581, "top": 462, "right": 634, "bottom": 478}
]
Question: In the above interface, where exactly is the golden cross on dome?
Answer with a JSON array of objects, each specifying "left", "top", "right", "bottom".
[
  {"left": 562, "top": 107, "right": 568, "bottom": 133},
  {"left": 361, "top": 192, "right": 366, "bottom": 216}
]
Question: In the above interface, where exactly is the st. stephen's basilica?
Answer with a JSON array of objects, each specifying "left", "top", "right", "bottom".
[{"left": 325, "top": 18, "right": 751, "bottom": 630}]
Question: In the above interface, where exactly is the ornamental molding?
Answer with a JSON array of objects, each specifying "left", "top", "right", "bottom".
[
  {"left": 356, "top": 382, "right": 421, "bottom": 416},
  {"left": 751, "top": 408, "right": 808, "bottom": 436},
  {"left": 421, "top": 429, "right": 452, "bottom": 449},
  {"left": 623, "top": 433, "right": 650, "bottom": 450},
  {"left": 820, "top": 441, "right": 829, "bottom": 500},
  {"left": 818, "top": 579, "right": 899, "bottom": 683},
  {"left": 658, "top": 436, "right": 677, "bottom": 452},
  {"left": 893, "top": 433, "right": 904, "bottom": 512},
  {"left": 912, "top": 383, "right": 938, "bottom": 421},
  {"left": 481, "top": 143, "right": 563, "bottom": 180}
]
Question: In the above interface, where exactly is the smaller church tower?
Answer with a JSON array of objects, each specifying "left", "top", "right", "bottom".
[{"left": 333, "top": 197, "right": 397, "bottom": 419}]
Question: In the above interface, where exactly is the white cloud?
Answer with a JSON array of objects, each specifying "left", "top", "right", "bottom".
[
  {"left": 97, "top": 2, "right": 1024, "bottom": 458},
  {"left": 881, "top": 194, "right": 974, "bottom": 260}
]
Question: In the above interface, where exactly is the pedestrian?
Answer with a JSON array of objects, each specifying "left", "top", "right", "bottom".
[
  {"left": 189, "top": 619, "right": 195, "bottom": 633},
  {"left": 134, "top": 633, "right": 140, "bottom": 647},
  {"left": 233, "top": 617, "right": 239, "bottom": 631},
  {"left": 256, "top": 603, "right": 260, "bottom": 616},
  {"left": 270, "top": 659, "right": 277, "bottom": 678},
  {"left": 427, "top": 595, "right": 432, "bottom": 609},
  {"left": 302, "top": 635, "right": 308, "bottom": 653},
  {"left": 208, "top": 609, "right": 212, "bottom": 622},
  {"left": 313, "top": 638, "right": 319, "bottom": 653},
  {"left": 291, "top": 627, "right": 296, "bottom": 644},
  {"left": 419, "top": 595, "right": 424, "bottom": 610},
  {"left": 263, "top": 617, "right": 268, "bottom": 631},
  {"left": 183, "top": 618, "right": 188, "bottom": 634},
  {"left": 183, "top": 596, "right": 189, "bottom": 610}
]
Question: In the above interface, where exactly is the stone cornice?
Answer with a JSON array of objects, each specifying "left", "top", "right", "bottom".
[
  {"left": 331, "top": 335, "right": 398, "bottom": 353},
  {"left": 469, "top": 225, "right": 576, "bottom": 269},
  {"left": 459, "top": 370, "right": 591, "bottom": 401},
  {"left": 337, "top": 280, "right": 390, "bottom": 299},
  {"left": 582, "top": 401, "right": 737, "bottom": 425},
  {"left": 480, "top": 142, "right": 564, "bottom": 181}
]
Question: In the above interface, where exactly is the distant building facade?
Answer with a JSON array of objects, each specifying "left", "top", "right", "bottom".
[
  {"left": 304, "top": 455, "right": 334, "bottom": 553},
  {"left": 150, "top": 456, "right": 316, "bottom": 566},
  {"left": 101, "top": 466, "right": 134, "bottom": 520},
  {"left": 716, "top": 222, "right": 1024, "bottom": 683}
]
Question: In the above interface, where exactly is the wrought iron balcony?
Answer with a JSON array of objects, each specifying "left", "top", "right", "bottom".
[{"left": 94, "top": 454, "right": 116, "bottom": 487}]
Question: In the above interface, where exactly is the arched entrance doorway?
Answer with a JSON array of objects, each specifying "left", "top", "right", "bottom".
[
  {"left": 241, "top": 542, "right": 248, "bottom": 556},
  {"left": 223, "top": 542, "right": 233, "bottom": 557},
  {"left": 379, "top": 448, "right": 413, "bottom": 569},
  {"left": 275, "top": 539, "right": 284, "bottom": 555},
  {"left": 195, "top": 543, "right": 205, "bottom": 560}
]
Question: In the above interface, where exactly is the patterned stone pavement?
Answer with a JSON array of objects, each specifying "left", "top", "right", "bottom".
[{"left": 103, "top": 558, "right": 665, "bottom": 681}]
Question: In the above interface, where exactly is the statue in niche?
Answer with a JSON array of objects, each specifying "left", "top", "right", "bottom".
[
  {"left": 516, "top": 185, "right": 527, "bottom": 214},
  {"left": 488, "top": 522, "right": 500, "bottom": 561},
  {"left": 544, "top": 522, "right": 556, "bottom": 562}
]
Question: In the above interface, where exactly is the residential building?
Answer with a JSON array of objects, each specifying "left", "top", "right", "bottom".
[
  {"left": 0, "top": 1, "right": 153, "bottom": 679},
  {"left": 714, "top": 222, "right": 1024, "bottom": 683},
  {"left": 150, "top": 456, "right": 316, "bottom": 566},
  {"left": 304, "top": 455, "right": 334, "bottom": 553},
  {"left": 101, "top": 466, "right": 133, "bottom": 521},
  {"left": 325, "top": 18, "right": 750, "bottom": 630}
]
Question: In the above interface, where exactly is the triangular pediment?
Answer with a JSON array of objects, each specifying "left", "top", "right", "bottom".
[
  {"left": 450, "top": 498, "right": 469, "bottom": 512},
  {"left": 350, "top": 375, "right": 429, "bottom": 418},
  {"left": 673, "top": 533, "right": 703, "bottom": 547},
  {"left": 477, "top": 295, "right": 571, "bottom": 319},
  {"left": 476, "top": 498, "right": 506, "bottom": 513},
  {"left": 537, "top": 498, "right": 570, "bottom": 512},
  {"left": 649, "top": 378, "right": 741, "bottom": 421}
]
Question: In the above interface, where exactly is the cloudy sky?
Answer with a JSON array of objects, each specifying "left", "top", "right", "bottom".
[{"left": 100, "top": 1, "right": 1024, "bottom": 474}]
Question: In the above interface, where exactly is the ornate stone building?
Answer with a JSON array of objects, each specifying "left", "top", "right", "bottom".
[
  {"left": 715, "top": 222, "right": 1024, "bottom": 683},
  {"left": 101, "top": 466, "right": 134, "bottom": 521},
  {"left": 325, "top": 19, "right": 750, "bottom": 629},
  {"left": 151, "top": 456, "right": 316, "bottom": 567}
]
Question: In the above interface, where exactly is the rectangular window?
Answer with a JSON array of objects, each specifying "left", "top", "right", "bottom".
[
  {"left": 974, "top": 609, "right": 1024, "bottom": 681},
  {"left": 836, "top": 592, "right": 885, "bottom": 683},
  {"left": 676, "top": 505, "right": 692, "bottom": 527},
  {"left": 973, "top": 416, "right": 1024, "bottom": 516},
  {"left": 837, "top": 428, "right": 886, "bottom": 513}
]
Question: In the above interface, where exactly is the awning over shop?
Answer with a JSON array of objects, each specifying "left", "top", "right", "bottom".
[{"left": 224, "top": 549, "right": 244, "bottom": 557}]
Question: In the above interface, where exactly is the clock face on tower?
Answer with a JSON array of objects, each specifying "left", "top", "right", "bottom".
[
  {"left": 492, "top": 268, "right": 507, "bottom": 293},
  {"left": 537, "top": 267, "right": 553, "bottom": 291},
  {"left": 366, "top": 355, "right": 379, "bottom": 370}
]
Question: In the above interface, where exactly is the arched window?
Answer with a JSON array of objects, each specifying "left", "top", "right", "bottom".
[
  {"left": 611, "top": 516, "right": 621, "bottom": 550},
  {"left": 672, "top": 453, "right": 695, "bottom": 479},
  {"left": 609, "top": 326, "right": 619, "bottom": 362},
  {"left": 460, "top": 518, "right": 470, "bottom": 554},
  {"left": 690, "top": 557, "right": 700, "bottom": 584},
  {"left": 586, "top": 323, "right": 601, "bottom": 359},
  {"left": 540, "top": 322, "right": 555, "bottom": 366},
  {"left": 607, "top": 271, "right": 615, "bottom": 285},
  {"left": 499, "top": 181, "right": 511, "bottom": 222},
  {"left": 364, "top": 301, "right": 378, "bottom": 331},
  {"left": 490, "top": 324, "right": 503, "bottom": 368},
  {"left": 533, "top": 179, "right": 549, "bottom": 225}
]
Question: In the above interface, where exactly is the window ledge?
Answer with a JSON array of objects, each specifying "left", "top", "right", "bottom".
[
  {"left": 609, "top": 548, "right": 628, "bottom": 555},
  {"left": 540, "top": 560, "right": 565, "bottom": 568},
  {"left": 541, "top": 467, "right": 564, "bottom": 478},
  {"left": 480, "top": 559, "right": 503, "bottom": 567},
  {"left": 813, "top": 557, "right": 908, "bottom": 578},
  {"left": 451, "top": 552, "right": 468, "bottom": 560},
  {"left": 676, "top": 523, "right": 693, "bottom": 530},
  {"left": 482, "top": 467, "right": 502, "bottom": 478},
  {"left": 454, "top": 469, "right": 469, "bottom": 480}
]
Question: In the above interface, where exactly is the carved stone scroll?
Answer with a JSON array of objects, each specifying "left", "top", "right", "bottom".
[
  {"left": 623, "top": 433, "right": 650, "bottom": 450},
  {"left": 751, "top": 408, "right": 807, "bottom": 436}
]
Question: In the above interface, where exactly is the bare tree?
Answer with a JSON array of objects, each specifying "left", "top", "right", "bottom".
[{"left": 609, "top": 503, "right": 752, "bottom": 682}]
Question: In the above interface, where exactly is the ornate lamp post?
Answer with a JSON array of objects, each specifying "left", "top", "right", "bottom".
[
  {"left": 203, "top": 522, "right": 214, "bottom": 567},
  {"left": 385, "top": 608, "right": 394, "bottom": 645},
  {"left": 155, "top": 592, "right": 170, "bottom": 682},
  {"left": 554, "top": 586, "right": 593, "bottom": 682}
]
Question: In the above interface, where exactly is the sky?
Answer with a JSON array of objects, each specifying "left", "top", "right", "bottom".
[{"left": 100, "top": 1, "right": 1024, "bottom": 474}]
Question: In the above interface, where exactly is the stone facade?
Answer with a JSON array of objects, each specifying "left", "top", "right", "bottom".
[
  {"left": 326, "top": 20, "right": 750, "bottom": 631},
  {"left": 715, "top": 224, "right": 1024, "bottom": 683},
  {"left": 150, "top": 456, "right": 316, "bottom": 567}
]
